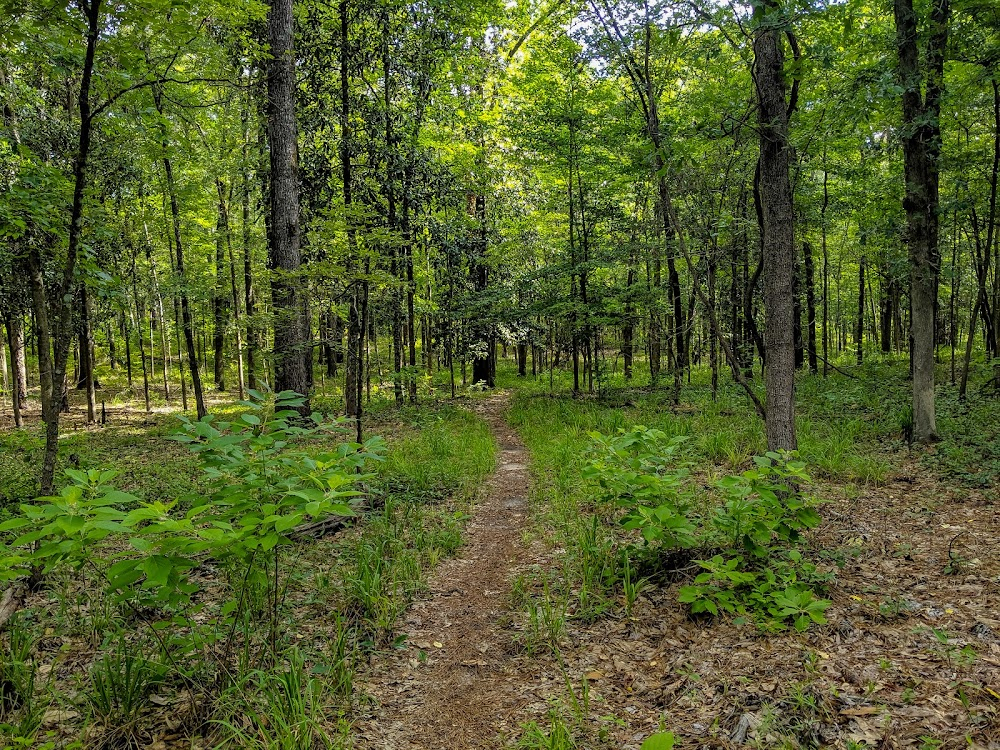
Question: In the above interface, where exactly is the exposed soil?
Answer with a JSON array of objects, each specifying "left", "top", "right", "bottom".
[{"left": 353, "top": 393, "right": 545, "bottom": 750}]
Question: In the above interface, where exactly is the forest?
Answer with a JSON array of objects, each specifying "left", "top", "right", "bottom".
[{"left": 1, "top": 0, "right": 999, "bottom": 746}]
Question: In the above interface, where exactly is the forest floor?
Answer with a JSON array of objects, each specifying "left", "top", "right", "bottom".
[
  {"left": 353, "top": 395, "right": 546, "bottom": 749},
  {"left": 2, "top": 362, "right": 1000, "bottom": 749},
  {"left": 346, "top": 388, "right": 999, "bottom": 750}
]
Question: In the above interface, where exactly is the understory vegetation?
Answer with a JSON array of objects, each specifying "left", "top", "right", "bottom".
[
  {"left": 501, "top": 360, "right": 999, "bottom": 749},
  {"left": 0, "top": 399, "right": 495, "bottom": 749}
]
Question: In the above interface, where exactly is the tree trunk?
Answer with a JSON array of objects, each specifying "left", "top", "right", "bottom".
[
  {"left": 471, "top": 193, "right": 495, "bottom": 388},
  {"left": 856, "top": 254, "right": 866, "bottom": 365},
  {"left": 4, "top": 315, "right": 24, "bottom": 428},
  {"left": 155, "top": 89, "right": 206, "bottom": 420},
  {"left": 213, "top": 182, "right": 230, "bottom": 391},
  {"left": 82, "top": 286, "right": 97, "bottom": 423},
  {"left": 340, "top": 0, "right": 365, "bottom": 438},
  {"left": 34, "top": 0, "right": 103, "bottom": 494},
  {"left": 130, "top": 251, "right": 152, "bottom": 414},
  {"left": 754, "top": 1, "right": 798, "bottom": 451},
  {"left": 266, "top": 0, "right": 310, "bottom": 409},
  {"left": 793, "top": 253, "right": 804, "bottom": 369},
  {"left": 895, "top": 0, "right": 948, "bottom": 442},
  {"left": 623, "top": 261, "right": 635, "bottom": 380},
  {"left": 803, "top": 242, "right": 818, "bottom": 373}
]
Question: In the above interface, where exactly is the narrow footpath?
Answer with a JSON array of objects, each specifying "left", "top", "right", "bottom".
[{"left": 354, "top": 394, "right": 539, "bottom": 750}]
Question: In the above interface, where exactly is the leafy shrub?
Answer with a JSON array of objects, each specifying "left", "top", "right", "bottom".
[
  {"left": 0, "top": 391, "right": 385, "bottom": 671},
  {"left": 678, "top": 550, "right": 831, "bottom": 631},
  {"left": 584, "top": 430, "right": 831, "bottom": 631},
  {"left": 582, "top": 427, "right": 696, "bottom": 548},
  {"left": 711, "top": 453, "right": 820, "bottom": 557}
]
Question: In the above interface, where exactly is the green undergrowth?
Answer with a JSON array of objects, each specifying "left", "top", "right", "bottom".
[
  {"left": 0, "top": 396, "right": 495, "bottom": 749},
  {"left": 0, "top": 415, "right": 198, "bottom": 512},
  {"left": 503, "top": 353, "right": 1000, "bottom": 716}
]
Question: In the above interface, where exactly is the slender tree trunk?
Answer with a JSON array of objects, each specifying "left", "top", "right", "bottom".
[
  {"left": 340, "top": 0, "right": 365, "bottom": 438},
  {"left": 988, "top": 78, "right": 1000, "bottom": 385},
  {"left": 471, "top": 193, "right": 494, "bottom": 387},
  {"left": 709, "top": 255, "right": 718, "bottom": 397},
  {"left": 793, "top": 253, "right": 804, "bottom": 369},
  {"left": 0, "top": 331, "right": 8, "bottom": 397},
  {"left": 130, "top": 250, "right": 152, "bottom": 414},
  {"left": 213, "top": 183, "right": 230, "bottom": 391},
  {"left": 82, "top": 286, "right": 97, "bottom": 423},
  {"left": 155, "top": 90, "right": 206, "bottom": 419},
  {"left": 217, "top": 179, "right": 246, "bottom": 400},
  {"left": 857, "top": 254, "right": 866, "bottom": 365},
  {"left": 623, "top": 260, "right": 635, "bottom": 380},
  {"left": 960, "top": 294, "right": 980, "bottom": 399},
  {"left": 803, "top": 242, "right": 818, "bottom": 373},
  {"left": 4, "top": 316, "right": 23, "bottom": 428},
  {"left": 34, "top": 0, "right": 103, "bottom": 494}
]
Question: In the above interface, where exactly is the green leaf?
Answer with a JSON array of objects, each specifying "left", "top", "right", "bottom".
[
  {"left": 274, "top": 513, "right": 303, "bottom": 533},
  {"left": 640, "top": 733, "right": 676, "bottom": 750}
]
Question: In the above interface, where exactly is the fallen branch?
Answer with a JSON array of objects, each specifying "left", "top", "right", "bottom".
[
  {"left": 815, "top": 353, "right": 859, "bottom": 379},
  {"left": 0, "top": 583, "right": 26, "bottom": 631}
]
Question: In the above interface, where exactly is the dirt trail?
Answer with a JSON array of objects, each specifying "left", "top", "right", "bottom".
[{"left": 353, "top": 394, "right": 539, "bottom": 750}]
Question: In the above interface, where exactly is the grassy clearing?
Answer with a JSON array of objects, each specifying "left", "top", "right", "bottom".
[{"left": 0, "top": 400, "right": 495, "bottom": 749}]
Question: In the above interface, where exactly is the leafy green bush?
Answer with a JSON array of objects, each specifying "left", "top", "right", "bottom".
[
  {"left": 583, "top": 427, "right": 696, "bottom": 548},
  {"left": 584, "top": 430, "right": 831, "bottom": 631},
  {"left": 0, "top": 391, "right": 385, "bottom": 671},
  {"left": 711, "top": 453, "right": 820, "bottom": 557}
]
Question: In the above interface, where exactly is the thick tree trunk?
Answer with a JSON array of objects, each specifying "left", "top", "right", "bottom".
[
  {"left": 266, "top": 0, "right": 310, "bottom": 409},
  {"left": 895, "top": 0, "right": 948, "bottom": 442},
  {"left": 754, "top": 1, "right": 798, "bottom": 451}
]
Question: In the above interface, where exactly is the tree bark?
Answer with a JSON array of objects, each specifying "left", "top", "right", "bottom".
[
  {"left": 895, "top": 0, "right": 948, "bottom": 441},
  {"left": 266, "top": 0, "right": 310, "bottom": 409},
  {"left": 754, "top": 0, "right": 798, "bottom": 451}
]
